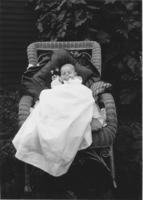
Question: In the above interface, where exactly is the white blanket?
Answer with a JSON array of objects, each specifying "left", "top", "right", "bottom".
[{"left": 13, "top": 81, "right": 95, "bottom": 176}]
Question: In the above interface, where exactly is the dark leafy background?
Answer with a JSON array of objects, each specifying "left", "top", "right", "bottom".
[
  {"left": 28, "top": 0, "right": 142, "bottom": 111},
  {"left": 0, "top": 0, "right": 142, "bottom": 199}
]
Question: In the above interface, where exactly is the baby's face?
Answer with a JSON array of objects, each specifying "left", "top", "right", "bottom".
[{"left": 60, "top": 64, "right": 76, "bottom": 81}]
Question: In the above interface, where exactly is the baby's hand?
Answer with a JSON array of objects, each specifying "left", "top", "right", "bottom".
[
  {"left": 52, "top": 75, "right": 58, "bottom": 81},
  {"left": 91, "top": 118, "right": 102, "bottom": 131},
  {"left": 51, "top": 75, "right": 63, "bottom": 88}
]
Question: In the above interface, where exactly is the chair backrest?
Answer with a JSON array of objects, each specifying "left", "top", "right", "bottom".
[{"left": 27, "top": 41, "right": 102, "bottom": 75}]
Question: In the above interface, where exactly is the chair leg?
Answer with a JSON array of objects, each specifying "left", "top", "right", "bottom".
[
  {"left": 110, "top": 145, "right": 117, "bottom": 188},
  {"left": 24, "top": 164, "right": 32, "bottom": 193}
]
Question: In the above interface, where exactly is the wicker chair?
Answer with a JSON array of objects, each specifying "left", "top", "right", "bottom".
[{"left": 18, "top": 41, "right": 118, "bottom": 194}]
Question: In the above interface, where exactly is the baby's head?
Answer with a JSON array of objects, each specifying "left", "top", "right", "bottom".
[{"left": 60, "top": 64, "right": 77, "bottom": 81}]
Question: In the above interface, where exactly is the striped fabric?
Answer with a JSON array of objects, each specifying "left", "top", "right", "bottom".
[{"left": 90, "top": 81, "right": 112, "bottom": 98}]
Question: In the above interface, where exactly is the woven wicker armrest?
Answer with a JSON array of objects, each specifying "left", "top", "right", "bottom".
[
  {"left": 92, "top": 93, "right": 118, "bottom": 147},
  {"left": 18, "top": 95, "right": 33, "bottom": 127}
]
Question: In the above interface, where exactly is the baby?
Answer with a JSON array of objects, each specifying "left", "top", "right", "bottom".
[
  {"left": 51, "top": 63, "right": 106, "bottom": 130},
  {"left": 51, "top": 64, "right": 82, "bottom": 87},
  {"left": 60, "top": 63, "right": 77, "bottom": 82}
]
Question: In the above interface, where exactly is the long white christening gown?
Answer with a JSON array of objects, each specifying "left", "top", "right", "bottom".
[{"left": 13, "top": 78, "right": 96, "bottom": 176}]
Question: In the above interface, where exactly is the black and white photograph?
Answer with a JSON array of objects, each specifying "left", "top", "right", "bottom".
[{"left": 0, "top": 0, "right": 142, "bottom": 199}]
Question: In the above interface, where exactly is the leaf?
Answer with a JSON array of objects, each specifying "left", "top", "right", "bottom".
[
  {"left": 58, "top": 10, "right": 67, "bottom": 21},
  {"left": 37, "top": 22, "right": 43, "bottom": 32},
  {"left": 45, "top": 1, "right": 58, "bottom": 9},
  {"left": 75, "top": 18, "right": 87, "bottom": 27},
  {"left": 124, "top": 55, "right": 140, "bottom": 75},
  {"left": 57, "top": 27, "right": 66, "bottom": 39},
  {"left": 74, "top": 10, "right": 87, "bottom": 27},
  {"left": 121, "top": 74, "right": 134, "bottom": 81},
  {"left": 38, "top": 13, "right": 47, "bottom": 22},
  {"left": 35, "top": 4, "right": 40, "bottom": 11},
  {"left": 126, "top": 56, "right": 137, "bottom": 74},
  {"left": 123, "top": 55, "right": 142, "bottom": 79},
  {"left": 104, "top": 0, "right": 117, "bottom": 4},
  {"left": 116, "top": 29, "right": 128, "bottom": 39},
  {"left": 89, "top": 28, "right": 98, "bottom": 33},
  {"left": 96, "top": 31, "right": 110, "bottom": 44},
  {"left": 58, "top": 30, "right": 66, "bottom": 39},
  {"left": 70, "top": 0, "right": 86, "bottom": 4},
  {"left": 128, "top": 20, "right": 141, "bottom": 31},
  {"left": 124, "top": 2, "right": 135, "bottom": 11},
  {"left": 57, "top": 0, "right": 67, "bottom": 11},
  {"left": 86, "top": 5, "right": 99, "bottom": 10},
  {"left": 120, "top": 88, "right": 137, "bottom": 105}
]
